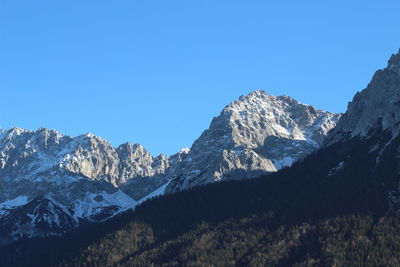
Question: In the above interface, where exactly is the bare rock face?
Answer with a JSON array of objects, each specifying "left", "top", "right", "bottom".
[
  {"left": 328, "top": 49, "right": 400, "bottom": 143},
  {"left": 62, "top": 134, "right": 121, "bottom": 185},
  {"left": 0, "top": 128, "right": 171, "bottom": 187},
  {"left": 116, "top": 143, "right": 169, "bottom": 184},
  {"left": 322, "top": 49, "right": 400, "bottom": 213},
  {"left": 119, "top": 147, "right": 190, "bottom": 200},
  {"left": 166, "top": 90, "right": 341, "bottom": 193},
  {"left": 0, "top": 127, "right": 173, "bottom": 243}
]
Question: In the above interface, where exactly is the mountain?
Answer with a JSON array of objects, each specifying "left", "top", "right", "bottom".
[
  {"left": 10, "top": 49, "right": 400, "bottom": 267},
  {"left": 166, "top": 90, "right": 340, "bottom": 193},
  {"left": 119, "top": 147, "right": 190, "bottom": 200},
  {"left": 328, "top": 50, "right": 400, "bottom": 143},
  {"left": 0, "top": 127, "right": 169, "bottom": 187},
  {"left": 116, "top": 142, "right": 169, "bottom": 184},
  {"left": 0, "top": 128, "right": 175, "bottom": 244},
  {"left": 0, "top": 90, "right": 339, "bottom": 245}
]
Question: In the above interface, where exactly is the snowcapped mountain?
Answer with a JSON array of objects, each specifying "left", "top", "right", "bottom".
[
  {"left": 0, "top": 128, "right": 177, "bottom": 244},
  {"left": 0, "top": 90, "right": 339, "bottom": 244},
  {"left": 36, "top": 50, "right": 400, "bottom": 267},
  {"left": 166, "top": 90, "right": 340, "bottom": 193},
  {"left": 0, "top": 197, "right": 76, "bottom": 245},
  {"left": 0, "top": 128, "right": 168, "bottom": 186}
]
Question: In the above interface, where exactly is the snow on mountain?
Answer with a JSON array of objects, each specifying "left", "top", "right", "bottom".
[
  {"left": 0, "top": 197, "right": 76, "bottom": 245},
  {"left": 135, "top": 181, "right": 171, "bottom": 206},
  {"left": 0, "top": 127, "right": 170, "bottom": 187},
  {"left": 118, "top": 147, "right": 190, "bottom": 200},
  {"left": 0, "top": 90, "right": 339, "bottom": 244},
  {"left": 0, "top": 196, "right": 28, "bottom": 216},
  {"left": 166, "top": 90, "right": 341, "bottom": 193},
  {"left": 3, "top": 49, "right": 400, "bottom": 249},
  {"left": 0, "top": 127, "right": 175, "bottom": 244}
]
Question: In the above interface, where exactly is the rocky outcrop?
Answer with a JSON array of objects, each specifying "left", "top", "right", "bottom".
[
  {"left": 328, "top": 49, "right": 400, "bottom": 143},
  {"left": 0, "top": 127, "right": 175, "bottom": 243},
  {"left": 0, "top": 128, "right": 171, "bottom": 187},
  {"left": 116, "top": 143, "right": 169, "bottom": 184},
  {"left": 120, "top": 148, "right": 190, "bottom": 200},
  {"left": 166, "top": 90, "right": 341, "bottom": 193}
]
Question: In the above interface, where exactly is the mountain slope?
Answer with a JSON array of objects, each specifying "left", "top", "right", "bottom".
[
  {"left": 16, "top": 49, "right": 400, "bottom": 267},
  {"left": 328, "top": 50, "right": 400, "bottom": 143},
  {"left": 167, "top": 90, "right": 340, "bottom": 193},
  {"left": 0, "top": 128, "right": 176, "bottom": 244},
  {"left": 21, "top": 115, "right": 399, "bottom": 267},
  {"left": 0, "top": 90, "right": 339, "bottom": 245}
]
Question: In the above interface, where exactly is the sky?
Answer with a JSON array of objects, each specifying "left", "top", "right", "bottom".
[{"left": 1, "top": 1, "right": 400, "bottom": 156}]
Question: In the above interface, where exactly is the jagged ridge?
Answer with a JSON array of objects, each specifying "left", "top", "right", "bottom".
[
  {"left": 0, "top": 90, "right": 340, "bottom": 243},
  {"left": 166, "top": 90, "right": 340, "bottom": 193}
]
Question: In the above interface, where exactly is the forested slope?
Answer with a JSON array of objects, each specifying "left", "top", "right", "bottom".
[{"left": 6, "top": 126, "right": 397, "bottom": 266}]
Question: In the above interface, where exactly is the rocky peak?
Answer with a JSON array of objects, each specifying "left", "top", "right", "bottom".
[
  {"left": 388, "top": 49, "right": 400, "bottom": 71},
  {"left": 131, "top": 143, "right": 152, "bottom": 158},
  {"left": 116, "top": 142, "right": 133, "bottom": 154},
  {"left": 328, "top": 50, "right": 400, "bottom": 143},
  {"left": 1, "top": 127, "right": 29, "bottom": 143},
  {"left": 0, "top": 89, "right": 341, "bottom": 242},
  {"left": 166, "top": 90, "right": 340, "bottom": 193},
  {"left": 237, "top": 89, "right": 269, "bottom": 101},
  {"left": 33, "top": 128, "right": 69, "bottom": 150},
  {"left": 116, "top": 143, "right": 157, "bottom": 162},
  {"left": 214, "top": 90, "right": 339, "bottom": 149},
  {"left": 0, "top": 127, "right": 172, "bottom": 187},
  {"left": 116, "top": 142, "right": 169, "bottom": 184},
  {"left": 0, "top": 126, "right": 174, "bottom": 243}
]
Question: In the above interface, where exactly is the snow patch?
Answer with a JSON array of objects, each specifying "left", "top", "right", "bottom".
[
  {"left": 180, "top": 147, "right": 190, "bottom": 154},
  {"left": 0, "top": 196, "right": 28, "bottom": 209},
  {"left": 328, "top": 161, "right": 345, "bottom": 176},
  {"left": 72, "top": 190, "right": 136, "bottom": 220},
  {"left": 135, "top": 181, "right": 171, "bottom": 206},
  {"left": 273, "top": 157, "right": 295, "bottom": 170}
]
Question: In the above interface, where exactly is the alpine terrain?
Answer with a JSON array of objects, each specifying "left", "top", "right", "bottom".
[
  {"left": 3, "top": 49, "right": 398, "bottom": 267},
  {"left": 0, "top": 91, "right": 339, "bottom": 248},
  {"left": 166, "top": 90, "right": 340, "bottom": 193},
  {"left": 0, "top": 128, "right": 181, "bottom": 244}
]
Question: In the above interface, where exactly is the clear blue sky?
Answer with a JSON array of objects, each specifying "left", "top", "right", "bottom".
[{"left": 1, "top": 1, "right": 400, "bottom": 156}]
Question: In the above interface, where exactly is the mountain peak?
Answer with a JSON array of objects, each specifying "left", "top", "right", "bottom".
[
  {"left": 167, "top": 91, "right": 340, "bottom": 193},
  {"left": 84, "top": 132, "right": 95, "bottom": 138},
  {"left": 237, "top": 90, "right": 269, "bottom": 102},
  {"left": 328, "top": 49, "right": 400, "bottom": 143},
  {"left": 231, "top": 91, "right": 303, "bottom": 114},
  {"left": 388, "top": 49, "right": 400, "bottom": 70},
  {"left": 8, "top": 127, "right": 28, "bottom": 135},
  {"left": 129, "top": 143, "right": 150, "bottom": 155},
  {"left": 35, "top": 127, "right": 64, "bottom": 138},
  {"left": 247, "top": 89, "right": 269, "bottom": 97},
  {"left": 0, "top": 127, "right": 30, "bottom": 143}
]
